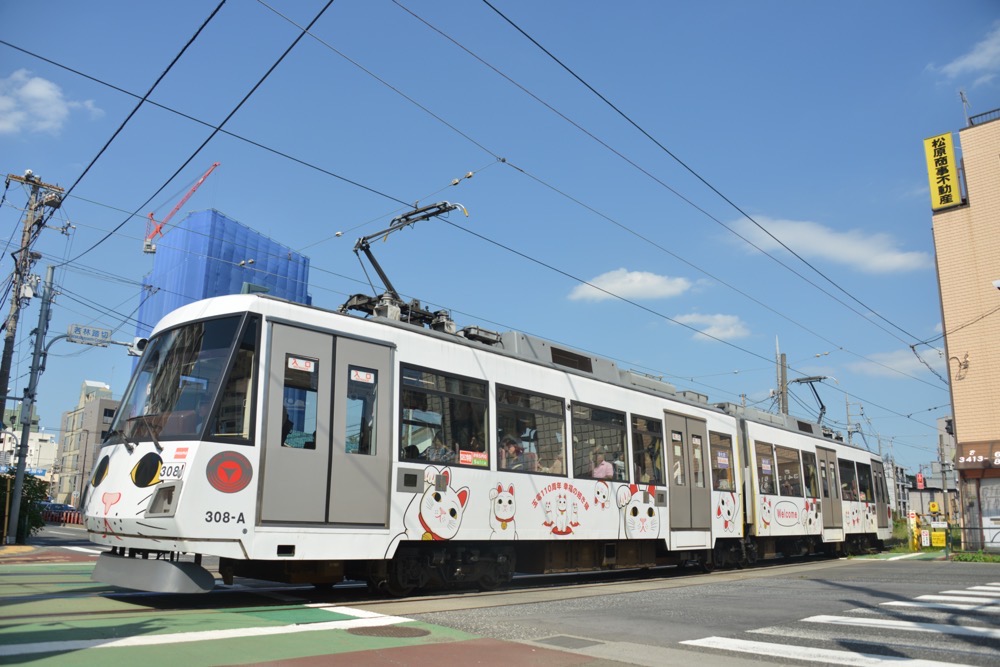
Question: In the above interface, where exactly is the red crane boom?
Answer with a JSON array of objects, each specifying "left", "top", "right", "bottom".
[{"left": 144, "top": 162, "right": 220, "bottom": 253}]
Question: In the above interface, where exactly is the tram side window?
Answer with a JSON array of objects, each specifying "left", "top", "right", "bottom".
[
  {"left": 775, "top": 446, "right": 803, "bottom": 497},
  {"left": 282, "top": 354, "right": 318, "bottom": 450},
  {"left": 801, "top": 451, "right": 819, "bottom": 498},
  {"left": 345, "top": 366, "right": 378, "bottom": 456},
  {"left": 571, "top": 403, "right": 626, "bottom": 480},
  {"left": 856, "top": 462, "right": 874, "bottom": 503},
  {"left": 692, "top": 434, "right": 706, "bottom": 488},
  {"left": 710, "top": 432, "right": 735, "bottom": 491},
  {"left": 670, "top": 431, "right": 686, "bottom": 485},
  {"left": 633, "top": 416, "right": 663, "bottom": 485},
  {"left": 399, "top": 366, "right": 488, "bottom": 468},
  {"left": 495, "top": 386, "right": 564, "bottom": 474},
  {"left": 838, "top": 460, "right": 859, "bottom": 501},
  {"left": 756, "top": 441, "right": 775, "bottom": 494},
  {"left": 211, "top": 315, "right": 258, "bottom": 440}
]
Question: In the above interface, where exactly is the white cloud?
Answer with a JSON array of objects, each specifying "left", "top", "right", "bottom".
[
  {"left": 0, "top": 69, "right": 102, "bottom": 135},
  {"left": 730, "top": 216, "right": 932, "bottom": 274},
  {"left": 847, "top": 348, "right": 945, "bottom": 379},
  {"left": 673, "top": 312, "right": 750, "bottom": 341},
  {"left": 938, "top": 24, "right": 1000, "bottom": 81},
  {"left": 568, "top": 268, "right": 691, "bottom": 301}
]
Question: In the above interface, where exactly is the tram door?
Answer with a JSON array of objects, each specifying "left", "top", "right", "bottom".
[
  {"left": 663, "top": 411, "right": 711, "bottom": 530},
  {"left": 327, "top": 336, "right": 392, "bottom": 526},
  {"left": 261, "top": 324, "right": 392, "bottom": 526},
  {"left": 871, "top": 460, "right": 890, "bottom": 529},
  {"left": 815, "top": 446, "right": 843, "bottom": 529}
]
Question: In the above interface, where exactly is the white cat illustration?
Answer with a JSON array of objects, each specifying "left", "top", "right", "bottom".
[
  {"left": 594, "top": 480, "right": 611, "bottom": 510},
  {"left": 551, "top": 493, "right": 577, "bottom": 536},
  {"left": 617, "top": 484, "right": 660, "bottom": 539},
  {"left": 386, "top": 466, "right": 470, "bottom": 557},
  {"left": 716, "top": 491, "right": 738, "bottom": 533},
  {"left": 489, "top": 483, "right": 518, "bottom": 540},
  {"left": 759, "top": 496, "right": 773, "bottom": 534}
]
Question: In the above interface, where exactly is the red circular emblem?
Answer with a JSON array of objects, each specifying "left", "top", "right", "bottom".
[{"left": 206, "top": 451, "right": 253, "bottom": 493}]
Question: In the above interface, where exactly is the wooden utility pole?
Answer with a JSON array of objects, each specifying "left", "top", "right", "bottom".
[{"left": 0, "top": 172, "right": 62, "bottom": 428}]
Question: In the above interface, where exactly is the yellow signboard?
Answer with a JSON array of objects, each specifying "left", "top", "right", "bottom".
[
  {"left": 928, "top": 501, "right": 940, "bottom": 514},
  {"left": 931, "top": 531, "right": 946, "bottom": 547},
  {"left": 924, "top": 133, "right": 961, "bottom": 210}
]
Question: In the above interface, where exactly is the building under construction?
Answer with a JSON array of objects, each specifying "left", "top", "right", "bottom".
[{"left": 135, "top": 209, "right": 311, "bottom": 338}]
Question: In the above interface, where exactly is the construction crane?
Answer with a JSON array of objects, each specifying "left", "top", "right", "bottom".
[{"left": 143, "top": 162, "right": 220, "bottom": 253}]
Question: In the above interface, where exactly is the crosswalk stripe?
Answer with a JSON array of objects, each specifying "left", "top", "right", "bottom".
[
  {"left": 882, "top": 601, "right": 1000, "bottom": 613},
  {"left": 61, "top": 546, "right": 103, "bottom": 555},
  {"left": 801, "top": 615, "right": 1000, "bottom": 640},
  {"left": 681, "top": 636, "right": 973, "bottom": 666},
  {"left": 916, "top": 594, "right": 1000, "bottom": 605},
  {"left": 939, "top": 589, "right": 1000, "bottom": 597}
]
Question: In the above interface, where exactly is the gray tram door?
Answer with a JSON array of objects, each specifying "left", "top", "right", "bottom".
[
  {"left": 871, "top": 460, "right": 890, "bottom": 529},
  {"left": 816, "top": 446, "right": 843, "bottom": 529},
  {"left": 261, "top": 323, "right": 392, "bottom": 526},
  {"left": 663, "top": 411, "right": 712, "bottom": 530}
]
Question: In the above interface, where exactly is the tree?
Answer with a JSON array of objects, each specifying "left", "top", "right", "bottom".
[{"left": 0, "top": 473, "right": 49, "bottom": 543}]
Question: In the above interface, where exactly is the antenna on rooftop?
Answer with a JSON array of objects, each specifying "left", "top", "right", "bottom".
[{"left": 960, "top": 90, "right": 971, "bottom": 126}]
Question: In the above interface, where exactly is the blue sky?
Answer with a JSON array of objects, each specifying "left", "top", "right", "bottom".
[{"left": 2, "top": 1, "right": 999, "bottom": 473}]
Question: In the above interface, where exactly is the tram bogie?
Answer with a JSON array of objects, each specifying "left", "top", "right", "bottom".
[{"left": 85, "top": 294, "right": 890, "bottom": 595}]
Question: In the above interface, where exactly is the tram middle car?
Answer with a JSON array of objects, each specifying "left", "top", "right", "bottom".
[{"left": 86, "top": 294, "right": 891, "bottom": 594}]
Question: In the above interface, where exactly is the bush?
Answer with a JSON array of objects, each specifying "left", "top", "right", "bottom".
[
  {"left": 0, "top": 473, "right": 49, "bottom": 543},
  {"left": 951, "top": 551, "right": 1000, "bottom": 563}
]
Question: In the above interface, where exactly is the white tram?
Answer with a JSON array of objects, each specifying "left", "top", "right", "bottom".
[{"left": 86, "top": 294, "right": 891, "bottom": 594}]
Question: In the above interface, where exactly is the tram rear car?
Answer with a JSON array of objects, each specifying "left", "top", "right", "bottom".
[{"left": 85, "top": 295, "right": 888, "bottom": 594}]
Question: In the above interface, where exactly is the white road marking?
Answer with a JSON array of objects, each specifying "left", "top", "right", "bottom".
[
  {"left": 801, "top": 614, "right": 1000, "bottom": 640},
  {"left": 0, "top": 609, "right": 413, "bottom": 657},
  {"left": 61, "top": 546, "right": 104, "bottom": 555},
  {"left": 681, "top": 636, "right": 974, "bottom": 666},
  {"left": 882, "top": 601, "right": 1000, "bottom": 613},
  {"left": 915, "top": 594, "right": 1000, "bottom": 605}
]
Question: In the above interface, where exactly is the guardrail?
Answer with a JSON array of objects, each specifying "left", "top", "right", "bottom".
[{"left": 42, "top": 510, "right": 82, "bottom": 525}]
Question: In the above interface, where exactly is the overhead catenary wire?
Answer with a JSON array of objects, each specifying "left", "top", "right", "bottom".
[
  {"left": 57, "top": 0, "right": 339, "bottom": 267},
  {"left": 257, "top": 1, "right": 943, "bottom": 391},
  {"left": 5, "top": 5, "right": 944, "bottom": 454},
  {"left": 3, "top": 15, "right": 941, "bottom": 391},
  {"left": 478, "top": 0, "right": 926, "bottom": 347}
]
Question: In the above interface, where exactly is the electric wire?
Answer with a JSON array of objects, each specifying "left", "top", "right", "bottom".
[
  {"left": 479, "top": 0, "right": 925, "bottom": 346},
  {"left": 261, "top": 1, "right": 942, "bottom": 390},
  {"left": 56, "top": 0, "right": 339, "bottom": 267}
]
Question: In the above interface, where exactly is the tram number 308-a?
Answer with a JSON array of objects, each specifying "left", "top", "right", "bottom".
[{"left": 204, "top": 511, "right": 246, "bottom": 524}]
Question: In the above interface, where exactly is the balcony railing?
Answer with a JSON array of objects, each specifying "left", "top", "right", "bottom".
[{"left": 969, "top": 108, "right": 1000, "bottom": 126}]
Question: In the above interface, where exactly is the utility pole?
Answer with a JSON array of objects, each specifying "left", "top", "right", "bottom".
[
  {"left": 4, "top": 266, "right": 54, "bottom": 544},
  {"left": 0, "top": 172, "right": 62, "bottom": 428}
]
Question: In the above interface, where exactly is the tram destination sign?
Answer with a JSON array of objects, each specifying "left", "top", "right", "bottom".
[{"left": 67, "top": 324, "right": 113, "bottom": 347}]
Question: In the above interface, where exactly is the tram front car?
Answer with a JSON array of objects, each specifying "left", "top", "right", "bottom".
[{"left": 86, "top": 300, "right": 259, "bottom": 593}]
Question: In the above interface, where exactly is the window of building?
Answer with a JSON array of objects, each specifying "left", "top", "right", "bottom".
[
  {"left": 399, "top": 366, "right": 488, "bottom": 468},
  {"left": 710, "top": 431, "right": 735, "bottom": 491},
  {"left": 775, "top": 446, "right": 802, "bottom": 497},
  {"left": 801, "top": 451, "right": 819, "bottom": 498},
  {"left": 495, "top": 386, "right": 564, "bottom": 474},
  {"left": 632, "top": 416, "right": 663, "bottom": 485},
  {"left": 571, "top": 403, "right": 625, "bottom": 480},
  {"left": 756, "top": 441, "right": 775, "bottom": 494}
]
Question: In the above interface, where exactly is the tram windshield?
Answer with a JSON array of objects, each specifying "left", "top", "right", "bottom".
[{"left": 108, "top": 315, "right": 254, "bottom": 444}]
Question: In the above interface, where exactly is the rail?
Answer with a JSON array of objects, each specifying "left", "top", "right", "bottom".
[{"left": 969, "top": 107, "right": 1000, "bottom": 126}]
